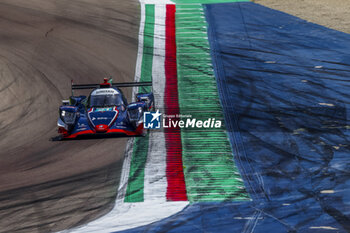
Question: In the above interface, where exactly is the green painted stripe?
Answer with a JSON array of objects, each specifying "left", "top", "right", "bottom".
[
  {"left": 124, "top": 134, "right": 150, "bottom": 202},
  {"left": 124, "top": 4, "right": 155, "bottom": 203},
  {"left": 139, "top": 4, "right": 155, "bottom": 94},
  {"left": 176, "top": 5, "right": 250, "bottom": 202}
]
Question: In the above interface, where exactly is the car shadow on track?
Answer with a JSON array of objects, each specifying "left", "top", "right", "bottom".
[{"left": 50, "top": 133, "right": 144, "bottom": 142}]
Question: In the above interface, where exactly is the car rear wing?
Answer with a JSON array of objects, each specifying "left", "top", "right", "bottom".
[{"left": 70, "top": 79, "right": 152, "bottom": 95}]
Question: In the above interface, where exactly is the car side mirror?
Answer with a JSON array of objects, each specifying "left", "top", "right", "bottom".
[
  {"left": 127, "top": 102, "right": 146, "bottom": 122},
  {"left": 136, "top": 93, "right": 154, "bottom": 110},
  {"left": 69, "top": 95, "right": 87, "bottom": 106}
]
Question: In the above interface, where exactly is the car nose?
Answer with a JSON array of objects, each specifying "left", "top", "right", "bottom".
[{"left": 95, "top": 124, "right": 109, "bottom": 133}]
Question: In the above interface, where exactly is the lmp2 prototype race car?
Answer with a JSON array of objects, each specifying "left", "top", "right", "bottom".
[{"left": 57, "top": 78, "right": 154, "bottom": 139}]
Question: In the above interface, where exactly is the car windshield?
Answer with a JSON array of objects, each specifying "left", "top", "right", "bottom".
[{"left": 90, "top": 94, "right": 123, "bottom": 107}]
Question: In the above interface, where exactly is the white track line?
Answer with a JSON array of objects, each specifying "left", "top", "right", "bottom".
[
  {"left": 116, "top": 137, "right": 134, "bottom": 201},
  {"left": 132, "top": 4, "right": 145, "bottom": 101},
  {"left": 144, "top": 4, "right": 167, "bottom": 201},
  {"left": 115, "top": 1, "right": 146, "bottom": 201}
]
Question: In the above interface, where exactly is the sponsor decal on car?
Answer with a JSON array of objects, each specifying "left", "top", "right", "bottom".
[
  {"left": 92, "top": 88, "right": 119, "bottom": 96},
  {"left": 95, "top": 107, "right": 113, "bottom": 112},
  {"left": 78, "top": 123, "right": 87, "bottom": 127}
]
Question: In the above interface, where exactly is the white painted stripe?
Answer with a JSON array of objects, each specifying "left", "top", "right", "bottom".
[
  {"left": 144, "top": 4, "right": 167, "bottom": 201},
  {"left": 116, "top": 137, "right": 135, "bottom": 201},
  {"left": 132, "top": 4, "right": 146, "bottom": 101},
  {"left": 63, "top": 200, "right": 189, "bottom": 233},
  {"left": 115, "top": 2, "right": 146, "bottom": 202}
]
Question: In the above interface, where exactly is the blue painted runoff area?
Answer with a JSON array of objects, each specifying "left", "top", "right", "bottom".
[{"left": 119, "top": 2, "right": 350, "bottom": 233}]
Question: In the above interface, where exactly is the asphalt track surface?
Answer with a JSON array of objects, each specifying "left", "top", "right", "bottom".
[{"left": 0, "top": 0, "right": 139, "bottom": 232}]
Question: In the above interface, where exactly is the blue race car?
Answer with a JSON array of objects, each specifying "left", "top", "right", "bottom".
[{"left": 57, "top": 78, "right": 154, "bottom": 139}]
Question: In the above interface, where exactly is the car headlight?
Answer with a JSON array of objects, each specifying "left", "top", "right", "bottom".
[{"left": 60, "top": 110, "right": 76, "bottom": 124}]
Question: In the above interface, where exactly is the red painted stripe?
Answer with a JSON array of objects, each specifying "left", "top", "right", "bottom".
[{"left": 164, "top": 4, "right": 187, "bottom": 201}]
